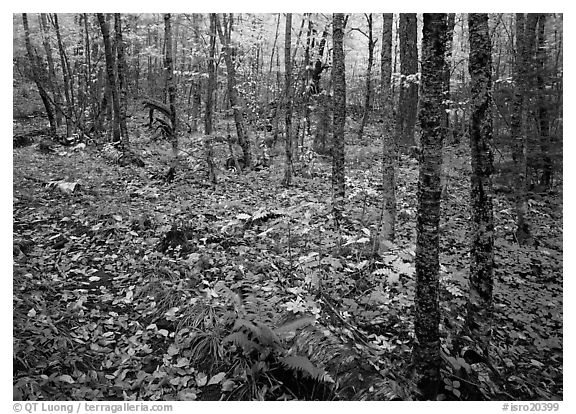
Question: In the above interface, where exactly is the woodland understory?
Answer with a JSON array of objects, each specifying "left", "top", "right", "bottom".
[{"left": 13, "top": 111, "right": 562, "bottom": 401}]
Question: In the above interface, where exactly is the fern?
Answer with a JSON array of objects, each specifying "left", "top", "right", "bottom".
[
  {"left": 279, "top": 355, "right": 334, "bottom": 384},
  {"left": 223, "top": 331, "right": 262, "bottom": 354}
]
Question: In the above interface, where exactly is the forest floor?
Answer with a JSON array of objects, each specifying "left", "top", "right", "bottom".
[{"left": 12, "top": 115, "right": 563, "bottom": 401}]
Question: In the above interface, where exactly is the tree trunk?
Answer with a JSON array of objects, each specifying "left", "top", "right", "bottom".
[
  {"left": 215, "top": 13, "right": 252, "bottom": 169},
  {"left": 97, "top": 13, "right": 121, "bottom": 143},
  {"left": 379, "top": 13, "right": 396, "bottom": 244},
  {"left": 283, "top": 13, "right": 294, "bottom": 187},
  {"left": 511, "top": 14, "right": 531, "bottom": 245},
  {"left": 381, "top": 14, "right": 393, "bottom": 93},
  {"left": 397, "top": 14, "right": 418, "bottom": 147},
  {"left": 164, "top": 13, "right": 178, "bottom": 168},
  {"left": 524, "top": 14, "right": 538, "bottom": 187},
  {"left": 22, "top": 13, "right": 57, "bottom": 137},
  {"left": 467, "top": 13, "right": 495, "bottom": 359},
  {"left": 304, "top": 17, "right": 313, "bottom": 135},
  {"left": 443, "top": 14, "right": 456, "bottom": 141},
  {"left": 357, "top": 14, "right": 374, "bottom": 142},
  {"left": 53, "top": 14, "right": 75, "bottom": 137},
  {"left": 536, "top": 13, "right": 552, "bottom": 187},
  {"left": 413, "top": 13, "right": 447, "bottom": 400},
  {"left": 205, "top": 14, "right": 217, "bottom": 136},
  {"left": 203, "top": 14, "right": 218, "bottom": 186},
  {"left": 332, "top": 14, "right": 346, "bottom": 218},
  {"left": 115, "top": 13, "right": 130, "bottom": 148},
  {"left": 39, "top": 13, "right": 64, "bottom": 127},
  {"left": 189, "top": 13, "right": 202, "bottom": 133}
]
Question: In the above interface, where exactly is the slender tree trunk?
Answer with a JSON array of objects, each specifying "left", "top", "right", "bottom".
[
  {"left": 203, "top": 14, "right": 217, "bottom": 185},
  {"left": 22, "top": 13, "right": 57, "bottom": 136},
  {"left": 413, "top": 13, "right": 447, "bottom": 400},
  {"left": 467, "top": 13, "right": 495, "bottom": 359},
  {"left": 283, "top": 13, "right": 294, "bottom": 186},
  {"left": 205, "top": 14, "right": 217, "bottom": 136},
  {"left": 357, "top": 14, "right": 374, "bottom": 142},
  {"left": 511, "top": 13, "right": 531, "bottom": 245},
  {"left": 524, "top": 14, "right": 538, "bottom": 186},
  {"left": 380, "top": 13, "right": 396, "bottom": 243},
  {"left": 536, "top": 13, "right": 552, "bottom": 187},
  {"left": 53, "top": 13, "right": 74, "bottom": 137},
  {"left": 397, "top": 14, "right": 418, "bottom": 147},
  {"left": 215, "top": 13, "right": 252, "bottom": 169},
  {"left": 164, "top": 13, "right": 178, "bottom": 168},
  {"left": 39, "top": 13, "right": 64, "bottom": 127},
  {"left": 332, "top": 14, "right": 346, "bottom": 218},
  {"left": 304, "top": 17, "right": 313, "bottom": 135},
  {"left": 97, "top": 13, "right": 121, "bottom": 143},
  {"left": 190, "top": 13, "right": 202, "bottom": 133},
  {"left": 83, "top": 14, "right": 94, "bottom": 130},
  {"left": 265, "top": 14, "right": 281, "bottom": 107},
  {"left": 115, "top": 13, "right": 129, "bottom": 148}
]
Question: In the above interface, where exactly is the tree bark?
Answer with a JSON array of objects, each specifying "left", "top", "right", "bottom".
[
  {"left": 511, "top": 14, "right": 531, "bottom": 245},
  {"left": 357, "top": 13, "right": 374, "bottom": 142},
  {"left": 413, "top": 13, "right": 447, "bottom": 400},
  {"left": 164, "top": 13, "right": 178, "bottom": 168},
  {"left": 283, "top": 13, "right": 294, "bottom": 187},
  {"left": 39, "top": 13, "right": 64, "bottom": 127},
  {"left": 397, "top": 14, "right": 418, "bottom": 147},
  {"left": 536, "top": 13, "right": 552, "bottom": 187},
  {"left": 190, "top": 13, "right": 203, "bottom": 133},
  {"left": 381, "top": 14, "right": 393, "bottom": 93},
  {"left": 215, "top": 13, "right": 252, "bottom": 169},
  {"left": 467, "top": 13, "right": 495, "bottom": 359},
  {"left": 53, "top": 13, "right": 75, "bottom": 137},
  {"left": 22, "top": 13, "right": 57, "bottom": 136},
  {"left": 380, "top": 13, "right": 396, "bottom": 243},
  {"left": 443, "top": 14, "right": 456, "bottom": 141},
  {"left": 205, "top": 14, "right": 217, "bottom": 136},
  {"left": 524, "top": 14, "right": 538, "bottom": 186},
  {"left": 332, "top": 14, "right": 346, "bottom": 218},
  {"left": 97, "top": 13, "right": 121, "bottom": 143},
  {"left": 115, "top": 13, "right": 130, "bottom": 147}
]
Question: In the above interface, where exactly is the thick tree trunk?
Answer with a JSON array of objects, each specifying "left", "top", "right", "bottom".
[
  {"left": 379, "top": 13, "right": 396, "bottom": 243},
  {"left": 357, "top": 14, "right": 374, "bottom": 142},
  {"left": 381, "top": 14, "right": 393, "bottom": 93},
  {"left": 413, "top": 13, "right": 447, "bottom": 400},
  {"left": 215, "top": 14, "right": 252, "bottom": 169},
  {"left": 467, "top": 13, "right": 495, "bottom": 359},
  {"left": 511, "top": 14, "right": 531, "bottom": 245},
  {"left": 97, "top": 13, "right": 121, "bottom": 143},
  {"left": 397, "top": 14, "right": 418, "bottom": 147},
  {"left": 164, "top": 13, "right": 178, "bottom": 168},
  {"left": 332, "top": 14, "right": 346, "bottom": 217},
  {"left": 22, "top": 13, "right": 57, "bottom": 136},
  {"left": 115, "top": 14, "right": 130, "bottom": 148},
  {"left": 283, "top": 13, "right": 294, "bottom": 186},
  {"left": 443, "top": 14, "right": 456, "bottom": 141}
]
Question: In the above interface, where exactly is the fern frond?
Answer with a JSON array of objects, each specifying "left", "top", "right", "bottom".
[
  {"left": 223, "top": 331, "right": 262, "bottom": 354},
  {"left": 233, "top": 318, "right": 261, "bottom": 337},
  {"left": 279, "top": 355, "right": 334, "bottom": 384}
]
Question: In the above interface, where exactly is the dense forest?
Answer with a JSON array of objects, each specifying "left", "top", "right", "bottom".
[{"left": 13, "top": 13, "right": 562, "bottom": 402}]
